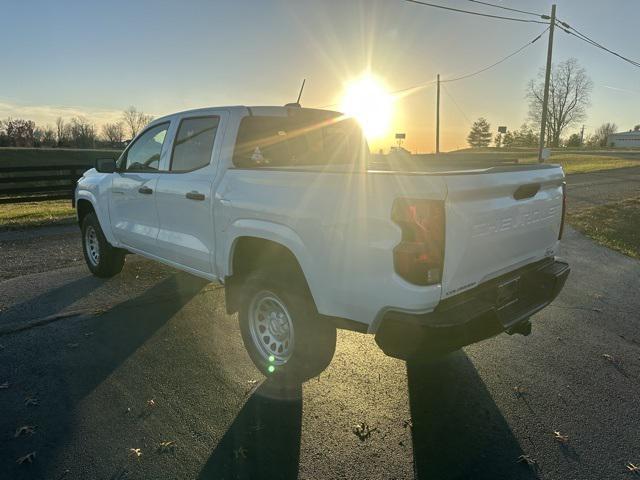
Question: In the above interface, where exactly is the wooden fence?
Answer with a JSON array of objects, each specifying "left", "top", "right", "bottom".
[{"left": 0, "top": 164, "right": 92, "bottom": 204}]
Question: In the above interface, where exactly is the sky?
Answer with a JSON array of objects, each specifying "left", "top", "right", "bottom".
[{"left": 1, "top": 0, "right": 639, "bottom": 152}]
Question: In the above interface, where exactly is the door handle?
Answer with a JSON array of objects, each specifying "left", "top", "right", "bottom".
[
  {"left": 186, "top": 191, "right": 205, "bottom": 201},
  {"left": 138, "top": 186, "right": 153, "bottom": 194}
]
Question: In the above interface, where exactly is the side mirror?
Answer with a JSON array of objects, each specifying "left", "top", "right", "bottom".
[{"left": 95, "top": 158, "right": 117, "bottom": 173}]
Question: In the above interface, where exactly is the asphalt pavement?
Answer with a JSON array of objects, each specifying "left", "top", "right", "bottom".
[{"left": 1, "top": 169, "right": 640, "bottom": 479}]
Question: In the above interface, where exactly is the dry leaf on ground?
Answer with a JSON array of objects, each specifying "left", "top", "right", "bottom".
[
  {"left": 627, "top": 463, "right": 640, "bottom": 475},
  {"left": 513, "top": 386, "right": 527, "bottom": 398},
  {"left": 234, "top": 447, "right": 248, "bottom": 460},
  {"left": 553, "top": 430, "right": 569, "bottom": 443},
  {"left": 129, "top": 448, "right": 142, "bottom": 458},
  {"left": 16, "top": 452, "right": 36, "bottom": 464},
  {"left": 158, "top": 441, "right": 176, "bottom": 453},
  {"left": 352, "top": 422, "right": 377, "bottom": 441},
  {"left": 517, "top": 454, "right": 537, "bottom": 467},
  {"left": 14, "top": 425, "right": 35, "bottom": 438}
]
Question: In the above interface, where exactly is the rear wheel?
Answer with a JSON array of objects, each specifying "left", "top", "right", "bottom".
[
  {"left": 238, "top": 272, "right": 336, "bottom": 387},
  {"left": 81, "top": 213, "right": 125, "bottom": 278}
]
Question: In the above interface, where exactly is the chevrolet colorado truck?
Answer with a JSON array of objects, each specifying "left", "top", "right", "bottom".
[{"left": 75, "top": 105, "right": 569, "bottom": 384}]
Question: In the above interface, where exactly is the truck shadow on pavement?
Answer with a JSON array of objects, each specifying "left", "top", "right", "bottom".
[
  {"left": 198, "top": 351, "right": 536, "bottom": 480},
  {"left": 197, "top": 383, "right": 302, "bottom": 480},
  {"left": 407, "top": 350, "right": 539, "bottom": 480},
  {"left": 0, "top": 274, "right": 105, "bottom": 325},
  {"left": 1, "top": 272, "right": 208, "bottom": 480}
]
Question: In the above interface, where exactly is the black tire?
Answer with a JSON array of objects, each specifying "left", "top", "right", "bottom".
[
  {"left": 81, "top": 212, "right": 125, "bottom": 278},
  {"left": 238, "top": 272, "right": 336, "bottom": 387}
]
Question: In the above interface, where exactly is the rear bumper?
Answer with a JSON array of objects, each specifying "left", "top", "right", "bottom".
[{"left": 375, "top": 258, "right": 570, "bottom": 360}]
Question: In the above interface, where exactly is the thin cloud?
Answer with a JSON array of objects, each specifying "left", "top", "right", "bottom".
[
  {"left": 600, "top": 84, "right": 640, "bottom": 96},
  {"left": 0, "top": 99, "right": 124, "bottom": 128}
]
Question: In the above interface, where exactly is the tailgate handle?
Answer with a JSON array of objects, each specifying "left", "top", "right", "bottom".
[
  {"left": 186, "top": 191, "right": 205, "bottom": 201},
  {"left": 513, "top": 183, "right": 540, "bottom": 200}
]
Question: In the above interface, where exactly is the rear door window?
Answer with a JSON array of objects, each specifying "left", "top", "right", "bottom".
[
  {"left": 170, "top": 116, "right": 220, "bottom": 172},
  {"left": 233, "top": 110, "right": 366, "bottom": 168}
]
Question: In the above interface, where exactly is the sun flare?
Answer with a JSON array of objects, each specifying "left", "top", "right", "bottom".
[{"left": 340, "top": 74, "right": 393, "bottom": 140}]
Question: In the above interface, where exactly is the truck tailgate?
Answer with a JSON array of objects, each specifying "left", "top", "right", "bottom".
[{"left": 441, "top": 165, "right": 564, "bottom": 298}]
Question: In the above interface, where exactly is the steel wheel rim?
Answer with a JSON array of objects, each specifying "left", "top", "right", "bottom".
[
  {"left": 85, "top": 226, "right": 100, "bottom": 267},
  {"left": 248, "top": 291, "right": 295, "bottom": 366}
]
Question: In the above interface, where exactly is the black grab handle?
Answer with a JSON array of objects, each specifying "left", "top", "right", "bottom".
[{"left": 185, "top": 191, "right": 205, "bottom": 201}]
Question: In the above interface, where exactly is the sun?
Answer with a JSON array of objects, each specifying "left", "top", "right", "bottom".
[{"left": 340, "top": 74, "right": 393, "bottom": 140}]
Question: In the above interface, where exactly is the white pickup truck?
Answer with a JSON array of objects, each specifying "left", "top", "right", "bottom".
[{"left": 75, "top": 105, "right": 569, "bottom": 384}]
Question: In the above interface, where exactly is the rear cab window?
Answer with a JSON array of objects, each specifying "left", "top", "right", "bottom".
[{"left": 233, "top": 109, "right": 368, "bottom": 169}]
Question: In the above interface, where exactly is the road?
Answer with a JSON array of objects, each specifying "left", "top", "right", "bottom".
[
  {"left": 1, "top": 171, "right": 640, "bottom": 479},
  {"left": 566, "top": 165, "right": 640, "bottom": 210}
]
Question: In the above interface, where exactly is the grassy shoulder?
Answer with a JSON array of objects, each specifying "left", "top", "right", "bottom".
[
  {"left": 568, "top": 197, "right": 640, "bottom": 259},
  {"left": 438, "top": 150, "right": 640, "bottom": 174},
  {"left": 0, "top": 200, "right": 76, "bottom": 230},
  {"left": 547, "top": 154, "right": 640, "bottom": 174}
]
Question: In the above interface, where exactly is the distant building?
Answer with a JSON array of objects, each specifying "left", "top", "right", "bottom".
[{"left": 607, "top": 131, "right": 640, "bottom": 148}]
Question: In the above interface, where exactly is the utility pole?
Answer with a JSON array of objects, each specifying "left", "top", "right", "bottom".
[
  {"left": 538, "top": 4, "right": 556, "bottom": 163},
  {"left": 436, "top": 73, "right": 440, "bottom": 155},
  {"left": 580, "top": 124, "right": 585, "bottom": 146}
]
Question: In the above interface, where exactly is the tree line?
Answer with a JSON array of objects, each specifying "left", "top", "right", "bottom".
[
  {"left": 467, "top": 58, "right": 638, "bottom": 149},
  {"left": 0, "top": 106, "right": 153, "bottom": 149}
]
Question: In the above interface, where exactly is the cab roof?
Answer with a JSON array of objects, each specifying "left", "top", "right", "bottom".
[{"left": 153, "top": 105, "right": 343, "bottom": 124}]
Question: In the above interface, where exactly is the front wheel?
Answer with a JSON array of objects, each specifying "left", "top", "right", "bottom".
[
  {"left": 238, "top": 273, "right": 336, "bottom": 387},
  {"left": 81, "top": 212, "right": 125, "bottom": 278}
]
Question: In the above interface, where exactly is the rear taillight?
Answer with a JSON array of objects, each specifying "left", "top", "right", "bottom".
[
  {"left": 558, "top": 181, "right": 567, "bottom": 240},
  {"left": 391, "top": 198, "right": 445, "bottom": 286}
]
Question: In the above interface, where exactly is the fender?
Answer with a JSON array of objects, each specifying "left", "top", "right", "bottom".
[
  {"left": 75, "top": 189, "right": 118, "bottom": 246},
  {"left": 220, "top": 219, "right": 329, "bottom": 314}
]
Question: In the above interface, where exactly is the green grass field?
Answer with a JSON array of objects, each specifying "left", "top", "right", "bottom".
[
  {"left": 0, "top": 200, "right": 76, "bottom": 230},
  {"left": 527, "top": 154, "right": 640, "bottom": 174},
  {"left": 568, "top": 197, "right": 640, "bottom": 259}
]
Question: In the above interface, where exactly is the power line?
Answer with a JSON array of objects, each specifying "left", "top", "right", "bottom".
[
  {"left": 392, "top": 79, "right": 437, "bottom": 95},
  {"left": 401, "top": 0, "right": 550, "bottom": 24},
  {"left": 315, "top": 28, "right": 548, "bottom": 109},
  {"left": 556, "top": 19, "right": 640, "bottom": 68},
  {"left": 441, "top": 84, "right": 472, "bottom": 124},
  {"left": 560, "top": 28, "right": 640, "bottom": 68},
  {"left": 441, "top": 27, "right": 549, "bottom": 83},
  {"left": 466, "top": 0, "right": 543, "bottom": 18}
]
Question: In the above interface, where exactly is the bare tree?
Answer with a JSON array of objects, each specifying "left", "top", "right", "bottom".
[
  {"left": 587, "top": 122, "right": 617, "bottom": 148},
  {"left": 33, "top": 127, "right": 44, "bottom": 146},
  {"left": 4, "top": 118, "right": 36, "bottom": 147},
  {"left": 122, "top": 106, "right": 153, "bottom": 138},
  {"left": 42, "top": 126, "right": 56, "bottom": 147},
  {"left": 527, "top": 58, "right": 592, "bottom": 148},
  {"left": 69, "top": 117, "right": 96, "bottom": 148},
  {"left": 102, "top": 122, "right": 125, "bottom": 145},
  {"left": 55, "top": 117, "right": 71, "bottom": 146}
]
